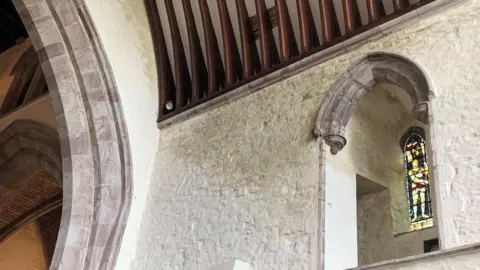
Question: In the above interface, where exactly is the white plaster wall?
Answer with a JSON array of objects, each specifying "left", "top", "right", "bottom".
[
  {"left": 128, "top": 0, "right": 480, "bottom": 268},
  {"left": 133, "top": 71, "right": 321, "bottom": 269},
  {"left": 357, "top": 190, "right": 395, "bottom": 265},
  {"left": 357, "top": 190, "right": 438, "bottom": 266},
  {"left": 82, "top": 1, "right": 159, "bottom": 269},
  {"left": 329, "top": 83, "right": 415, "bottom": 234},
  {"left": 325, "top": 164, "right": 357, "bottom": 270}
]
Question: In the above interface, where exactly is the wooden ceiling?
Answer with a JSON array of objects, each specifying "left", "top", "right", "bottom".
[{"left": 0, "top": 0, "right": 28, "bottom": 54}]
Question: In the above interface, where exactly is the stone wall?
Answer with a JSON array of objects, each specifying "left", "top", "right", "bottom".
[{"left": 132, "top": 0, "right": 480, "bottom": 269}]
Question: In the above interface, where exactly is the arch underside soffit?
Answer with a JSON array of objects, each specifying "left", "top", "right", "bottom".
[
  {"left": 0, "top": 119, "right": 62, "bottom": 267},
  {"left": 313, "top": 52, "right": 431, "bottom": 154}
]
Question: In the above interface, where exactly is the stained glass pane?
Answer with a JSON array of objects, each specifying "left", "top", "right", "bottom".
[{"left": 404, "top": 133, "right": 434, "bottom": 231}]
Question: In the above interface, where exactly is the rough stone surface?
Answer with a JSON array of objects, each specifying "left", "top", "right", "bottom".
[
  {"left": 131, "top": 1, "right": 480, "bottom": 270},
  {"left": 135, "top": 49, "right": 322, "bottom": 269}
]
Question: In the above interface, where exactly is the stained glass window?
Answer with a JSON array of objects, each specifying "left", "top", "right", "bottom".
[{"left": 404, "top": 133, "right": 434, "bottom": 231}]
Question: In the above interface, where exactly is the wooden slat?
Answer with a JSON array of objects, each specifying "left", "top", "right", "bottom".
[
  {"left": 217, "top": 0, "right": 243, "bottom": 85},
  {"left": 199, "top": 0, "right": 225, "bottom": 93},
  {"left": 254, "top": 0, "right": 279, "bottom": 69},
  {"left": 393, "top": 0, "right": 411, "bottom": 11},
  {"left": 319, "top": 0, "right": 341, "bottom": 44},
  {"left": 275, "top": 0, "right": 299, "bottom": 61},
  {"left": 22, "top": 64, "right": 47, "bottom": 105},
  {"left": 165, "top": 0, "right": 192, "bottom": 106},
  {"left": 366, "top": 0, "right": 387, "bottom": 23},
  {"left": 145, "top": 0, "right": 176, "bottom": 116},
  {"left": 296, "top": 0, "right": 319, "bottom": 53},
  {"left": 342, "top": 0, "right": 363, "bottom": 33},
  {"left": 236, "top": 0, "right": 261, "bottom": 78},
  {"left": 182, "top": 0, "right": 208, "bottom": 101}
]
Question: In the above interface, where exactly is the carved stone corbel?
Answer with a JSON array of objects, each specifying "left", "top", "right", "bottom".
[
  {"left": 324, "top": 134, "right": 347, "bottom": 155},
  {"left": 413, "top": 102, "right": 429, "bottom": 124}
]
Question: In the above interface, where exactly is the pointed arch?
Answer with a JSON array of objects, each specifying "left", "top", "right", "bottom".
[
  {"left": 11, "top": 0, "right": 133, "bottom": 269},
  {"left": 0, "top": 120, "right": 61, "bottom": 186},
  {"left": 313, "top": 52, "right": 432, "bottom": 154},
  {"left": 0, "top": 120, "right": 62, "bottom": 267}
]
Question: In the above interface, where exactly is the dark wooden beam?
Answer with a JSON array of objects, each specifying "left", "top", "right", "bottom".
[
  {"left": 182, "top": 0, "right": 208, "bottom": 101},
  {"left": 254, "top": 0, "right": 279, "bottom": 69},
  {"left": 236, "top": 0, "right": 261, "bottom": 78},
  {"left": 367, "top": 0, "right": 387, "bottom": 23},
  {"left": 199, "top": 0, "right": 225, "bottom": 93},
  {"left": 319, "top": 0, "right": 341, "bottom": 44},
  {"left": 217, "top": 0, "right": 243, "bottom": 85},
  {"left": 296, "top": 0, "right": 320, "bottom": 53},
  {"left": 393, "top": 0, "right": 411, "bottom": 11},
  {"left": 275, "top": 0, "right": 299, "bottom": 61},
  {"left": 342, "top": 0, "right": 363, "bottom": 33},
  {"left": 165, "top": 0, "right": 192, "bottom": 106},
  {"left": 0, "top": 46, "right": 38, "bottom": 115},
  {"left": 22, "top": 64, "right": 47, "bottom": 105},
  {"left": 144, "top": 0, "right": 176, "bottom": 116}
]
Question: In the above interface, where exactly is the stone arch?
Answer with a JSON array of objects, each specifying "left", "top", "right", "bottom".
[
  {"left": 0, "top": 120, "right": 61, "bottom": 185},
  {"left": 11, "top": 1, "right": 133, "bottom": 269},
  {"left": 0, "top": 120, "right": 62, "bottom": 267},
  {"left": 313, "top": 52, "right": 432, "bottom": 155}
]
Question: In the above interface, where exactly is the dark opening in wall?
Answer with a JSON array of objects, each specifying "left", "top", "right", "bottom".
[{"left": 424, "top": 238, "right": 439, "bottom": 253}]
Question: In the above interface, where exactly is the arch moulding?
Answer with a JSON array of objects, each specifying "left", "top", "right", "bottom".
[
  {"left": 313, "top": 52, "right": 432, "bottom": 155},
  {"left": 12, "top": 0, "right": 133, "bottom": 269}
]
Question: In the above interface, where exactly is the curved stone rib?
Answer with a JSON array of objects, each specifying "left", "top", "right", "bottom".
[
  {"left": 314, "top": 52, "right": 432, "bottom": 155},
  {"left": 0, "top": 120, "right": 61, "bottom": 180}
]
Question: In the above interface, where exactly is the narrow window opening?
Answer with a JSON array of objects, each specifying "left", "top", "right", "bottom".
[{"left": 402, "top": 128, "right": 434, "bottom": 231}]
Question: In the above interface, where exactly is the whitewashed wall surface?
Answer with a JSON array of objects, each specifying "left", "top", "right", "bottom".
[{"left": 81, "top": 0, "right": 480, "bottom": 269}]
